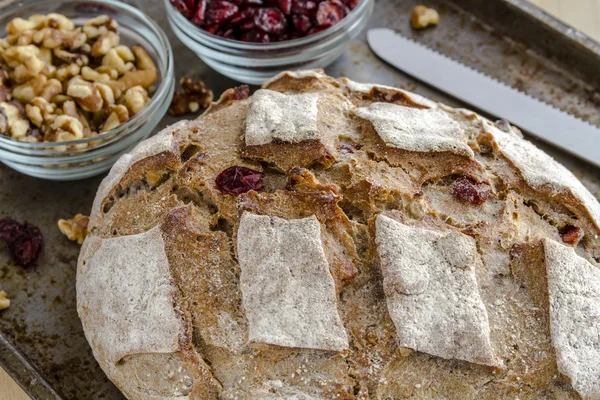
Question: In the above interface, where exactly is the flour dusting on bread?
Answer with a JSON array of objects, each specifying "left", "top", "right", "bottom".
[
  {"left": 355, "top": 102, "right": 473, "bottom": 157},
  {"left": 77, "top": 226, "right": 184, "bottom": 366},
  {"left": 237, "top": 212, "right": 349, "bottom": 351},
  {"left": 375, "top": 215, "right": 499, "bottom": 367},
  {"left": 245, "top": 89, "right": 320, "bottom": 146},
  {"left": 543, "top": 239, "right": 600, "bottom": 399}
]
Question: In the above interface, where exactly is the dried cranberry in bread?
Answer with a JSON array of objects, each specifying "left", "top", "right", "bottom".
[{"left": 77, "top": 70, "right": 600, "bottom": 400}]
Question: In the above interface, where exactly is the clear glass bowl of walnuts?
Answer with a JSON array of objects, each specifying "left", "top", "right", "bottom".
[{"left": 0, "top": 0, "right": 175, "bottom": 180}]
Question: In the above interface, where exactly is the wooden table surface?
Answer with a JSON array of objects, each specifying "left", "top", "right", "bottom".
[{"left": 1, "top": 1, "right": 599, "bottom": 399}]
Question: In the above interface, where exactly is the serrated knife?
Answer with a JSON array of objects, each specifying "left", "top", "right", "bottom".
[{"left": 367, "top": 28, "right": 600, "bottom": 168}]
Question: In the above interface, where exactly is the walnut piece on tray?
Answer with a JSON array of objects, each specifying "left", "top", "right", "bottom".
[{"left": 168, "top": 77, "right": 214, "bottom": 116}]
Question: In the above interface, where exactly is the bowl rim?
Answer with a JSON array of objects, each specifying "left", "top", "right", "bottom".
[
  {"left": 0, "top": 0, "right": 174, "bottom": 150},
  {"left": 164, "top": 0, "right": 371, "bottom": 50}
]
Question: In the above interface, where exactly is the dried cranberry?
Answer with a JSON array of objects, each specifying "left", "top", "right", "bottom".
[
  {"left": 171, "top": 0, "right": 348, "bottom": 40},
  {"left": 560, "top": 226, "right": 582, "bottom": 245},
  {"left": 191, "top": 0, "right": 207, "bottom": 25},
  {"left": 315, "top": 0, "right": 344, "bottom": 27},
  {"left": 495, "top": 119, "right": 512, "bottom": 132},
  {"left": 451, "top": 177, "right": 490, "bottom": 204},
  {"left": 170, "top": 0, "right": 192, "bottom": 18},
  {"left": 254, "top": 8, "right": 287, "bottom": 34},
  {"left": 204, "top": 24, "right": 219, "bottom": 34},
  {"left": 205, "top": 1, "right": 239, "bottom": 24},
  {"left": 291, "top": 0, "right": 317, "bottom": 14},
  {"left": 222, "top": 28, "right": 236, "bottom": 38},
  {"left": 234, "top": 85, "right": 250, "bottom": 100},
  {"left": 216, "top": 166, "right": 265, "bottom": 195},
  {"left": 277, "top": 31, "right": 300, "bottom": 41},
  {"left": 276, "top": 0, "right": 292, "bottom": 14},
  {"left": 307, "top": 25, "right": 326, "bottom": 35},
  {"left": 240, "top": 19, "right": 256, "bottom": 30},
  {"left": 0, "top": 219, "right": 21, "bottom": 240},
  {"left": 339, "top": 144, "right": 354, "bottom": 154},
  {"left": 292, "top": 14, "right": 312, "bottom": 33},
  {"left": 340, "top": 0, "right": 359, "bottom": 9},
  {"left": 241, "top": 29, "right": 271, "bottom": 42},
  {"left": 0, "top": 219, "right": 43, "bottom": 267},
  {"left": 332, "top": 0, "right": 350, "bottom": 13}
]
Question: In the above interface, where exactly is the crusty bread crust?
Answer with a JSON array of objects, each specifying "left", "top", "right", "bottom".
[{"left": 78, "top": 70, "right": 600, "bottom": 400}]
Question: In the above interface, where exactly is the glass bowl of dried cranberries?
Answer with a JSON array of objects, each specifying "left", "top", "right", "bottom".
[
  {"left": 165, "top": 0, "right": 373, "bottom": 84},
  {"left": 0, "top": 0, "right": 175, "bottom": 181}
]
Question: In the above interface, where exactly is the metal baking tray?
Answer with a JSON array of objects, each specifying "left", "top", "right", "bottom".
[{"left": 1, "top": 0, "right": 599, "bottom": 398}]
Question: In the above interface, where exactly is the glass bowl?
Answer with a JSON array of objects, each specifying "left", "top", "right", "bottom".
[
  {"left": 165, "top": 0, "right": 374, "bottom": 85},
  {"left": 0, "top": 0, "right": 175, "bottom": 181}
]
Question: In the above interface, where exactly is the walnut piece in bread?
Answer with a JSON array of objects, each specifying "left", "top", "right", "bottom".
[{"left": 78, "top": 70, "right": 600, "bottom": 400}]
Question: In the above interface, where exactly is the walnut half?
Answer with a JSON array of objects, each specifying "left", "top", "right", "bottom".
[{"left": 168, "top": 77, "right": 214, "bottom": 116}]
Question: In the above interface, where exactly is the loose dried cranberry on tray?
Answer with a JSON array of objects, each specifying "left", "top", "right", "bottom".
[
  {"left": 216, "top": 166, "right": 265, "bottom": 195},
  {"left": 0, "top": 218, "right": 43, "bottom": 267},
  {"left": 169, "top": 0, "right": 359, "bottom": 42}
]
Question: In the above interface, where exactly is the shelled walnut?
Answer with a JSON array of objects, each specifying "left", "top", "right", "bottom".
[
  {"left": 411, "top": 5, "right": 440, "bottom": 29},
  {"left": 58, "top": 214, "right": 90, "bottom": 245},
  {"left": 0, "top": 13, "right": 158, "bottom": 149},
  {"left": 0, "top": 290, "right": 9, "bottom": 310},
  {"left": 168, "top": 77, "right": 213, "bottom": 116}
]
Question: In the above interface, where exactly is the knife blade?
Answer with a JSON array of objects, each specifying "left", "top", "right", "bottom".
[{"left": 367, "top": 28, "right": 600, "bottom": 168}]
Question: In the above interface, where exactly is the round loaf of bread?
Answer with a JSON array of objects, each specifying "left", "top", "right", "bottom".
[{"left": 77, "top": 70, "right": 600, "bottom": 400}]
